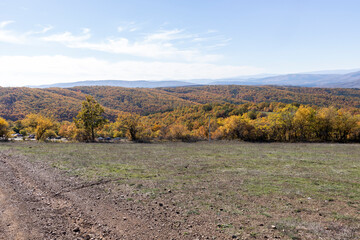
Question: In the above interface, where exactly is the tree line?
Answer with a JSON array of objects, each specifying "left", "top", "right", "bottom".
[{"left": 1, "top": 95, "right": 359, "bottom": 142}]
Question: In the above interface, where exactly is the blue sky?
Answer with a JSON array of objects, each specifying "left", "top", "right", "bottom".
[{"left": 1, "top": 0, "right": 360, "bottom": 86}]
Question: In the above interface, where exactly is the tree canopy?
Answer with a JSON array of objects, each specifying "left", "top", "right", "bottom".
[
  {"left": 74, "top": 96, "right": 107, "bottom": 142},
  {"left": 0, "top": 117, "right": 10, "bottom": 140}
]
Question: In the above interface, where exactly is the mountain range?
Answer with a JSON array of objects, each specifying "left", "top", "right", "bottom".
[
  {"left": 31, "top": 80, "right": 198, "bottom": 89},
  {"left": 28, "top": 70, "right": 360, "bottom": 89}
]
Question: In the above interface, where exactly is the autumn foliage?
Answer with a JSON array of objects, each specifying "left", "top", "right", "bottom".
[
  {"left": 1, "top": 85, "right": 360, "bottom": 122},
  {"left": 21, "top": 114, "right": 58, "bottom": 141},
  {"left": 75, "top": 101, "right": 360, "bottom": 142},
  {"left": 0, "top": 117, "right": 10, "bottom": 140},
  {"left": 2, "top": 89, "right": 360, "bottom": 143},
  {"left": 74, "top": 96, "right": 107, "bottom": 142}
]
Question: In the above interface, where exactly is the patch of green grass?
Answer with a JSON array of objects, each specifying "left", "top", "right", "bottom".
[
  {"left": 217, "top": 223, "right": 233, "bottom": 229},
  {"left": 260, "top": 212, "right": 272, "bottom": 218},
  {"left": 332, "top": 212, "right": 359, "bottom": 222},
  {"left": 186, "top": 209, "right": 200, "bottom": 216},
  {"left": 3, "top": 142, "right": 359, "bottom": 197}
]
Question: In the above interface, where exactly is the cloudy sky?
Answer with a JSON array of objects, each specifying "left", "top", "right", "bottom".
[{"left": 1, "top": 0, "right": 360, "bottom": 86}]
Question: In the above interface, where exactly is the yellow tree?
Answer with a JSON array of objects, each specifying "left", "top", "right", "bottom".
[
  {"left": 167, "top": 124, "right": 191, "bottom": 141},
  {"left": 293, "top": 105, "right": 316, "bottom": 141},
  {"left": 217, "top": 115, "right": 255, "bottom": 141},
  {"left": 315, "top": 107, "right": 337, "bottom": 141},
  {"left": 268, "top": 105, "right": 297, "bottom": 141},
  {"left": 22, "top": 114, "right": 57, "bottom": 140},
  {"left": 58, "top": 121, "right": 77, "bottom": 139},
  {"left": 348, "top": 114, "right": 360, "bottom": 141},
  {"left": 0, "top": 117, "right": 10, "bottom": 140},
  {"left": 333, "top": 109, "right": 358, "bottom": 142}
]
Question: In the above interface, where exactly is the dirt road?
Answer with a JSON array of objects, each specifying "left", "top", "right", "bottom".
[
  {"left": 0, "top": 150, "right": 227, "bottom": 240},
  {"left": 0, "top": 149, "right": 119, "bottom": 239}
]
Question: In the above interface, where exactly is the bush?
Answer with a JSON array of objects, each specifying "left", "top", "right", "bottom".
[{"left": 166, "top": 124, "right": 198, "bottom": 142}]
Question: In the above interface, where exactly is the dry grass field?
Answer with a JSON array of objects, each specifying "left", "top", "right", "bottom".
[{"left": 0, "top": 141, "right": 359, "bottom": 239}]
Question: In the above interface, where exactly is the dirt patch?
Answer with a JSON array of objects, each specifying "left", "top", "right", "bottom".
[
  {"left": 0, "top": 151, "right": 111, "bottom": 239},
  {"left": 0, "top": 150, "right": 228, "bottom": 239}
]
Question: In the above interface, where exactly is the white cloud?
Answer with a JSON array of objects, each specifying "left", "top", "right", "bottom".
[
  {"left": 117, "top": 21, "right": 140, "bottom": 33},
  {"left": 0, "top": 20, "right": 15, "bottom": 28},
  {"left": 41, "top": 28, "right": 224, "bottom": 62},
  {"left": 64, "top": 38, "right": 221, "bottom": 62},
  {"left": 0, "top": 21, "right": 53, "bottom": 44},
  {"left": 0, "top": 29, "right": 23, "bottom": 43},
  {"left": 0, "top": 55, "right": 264, "bottom": 87},
  {"left": 144, "top": 29, "right": 191, "bottom": 42},
  {"left": 42, "top": 29, "right": 91, "bottom": 43},
  {"left": 0, "top": 21, "right": 229, "bottom": 62},
  {"left": 82, "top": 28, "right": 90, "bottom": 34},
  {"left": 0, "top": 20, "right": 24, "bottom": 44},
  {"left": 25, "top": 25, "right": 53, "bottom": 35}
]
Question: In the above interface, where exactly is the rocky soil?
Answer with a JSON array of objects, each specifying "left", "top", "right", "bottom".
[{"left": 0, "top": 150, "right": 233, "bottom": 240}]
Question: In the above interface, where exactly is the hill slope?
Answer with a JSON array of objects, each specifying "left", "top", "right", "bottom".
[
  {"left": 1, "top": 85, "right": 359, "bottom": 121},
  {"left": 0, "top": 87, "right": 122, "bottom": 121}
]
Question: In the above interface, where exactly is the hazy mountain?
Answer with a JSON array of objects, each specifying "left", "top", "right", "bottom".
[
  {"left": 211, "top": 71, "right": 360, "bottom": 88},
  {"left": 324, "top": 71, "right": 360, "bottom": 88},
  {"left": 302, "top": 68, "right": 360, "bottom": 75},
  {"left": 190, "top": 74, "right": 277, "bottom": 84},
  {"left": 256, "top": 74, "right": 340, "bottom": 87},
  {"left": 26, "top": 70, "right": 360, "bottom": 89},
  {"left": 333, "top": 79, "right": 360, "bottom": 88},
  {"left": 30, "top": 80, "right": 198, "bottom": 88},
  {"left": 209, "top": 74, "right": 338, "bottom": 87}
]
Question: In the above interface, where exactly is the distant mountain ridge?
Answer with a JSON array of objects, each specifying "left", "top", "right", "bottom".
[
  {"left": 27, "top": 70, "right": 360, "bottom": 89},
  {"left": 326, "top": 71, "right": 360, "bottom": 88},
  {"left": 30, "top": 80, "right": 198, "bottom": 88},
  {"left": 209, "top": 74, "right": 339, "bottom": 87}
]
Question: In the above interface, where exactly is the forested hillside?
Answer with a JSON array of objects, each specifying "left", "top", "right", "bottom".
[
  {"left": 1, "top": 85, "right": 360, "bottom": 121},
  {"left": 0, "top": 87, "right": 121, "bottom": 121},
  {"left": 161, "top": 86, "right": 360, "bottom": 107}
]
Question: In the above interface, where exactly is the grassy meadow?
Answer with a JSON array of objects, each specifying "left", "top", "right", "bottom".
[{"left": 1, "top": 141, "right": 359, "bottom": 239}]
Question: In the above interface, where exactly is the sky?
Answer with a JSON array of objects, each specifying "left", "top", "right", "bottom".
[{"left": 1, "top": 0, "right": 360, "bottom": 86}]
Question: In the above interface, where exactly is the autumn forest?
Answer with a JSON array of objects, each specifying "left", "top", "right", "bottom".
[{"left": 1, "top": 85, "right": 360, "bottom": 142}]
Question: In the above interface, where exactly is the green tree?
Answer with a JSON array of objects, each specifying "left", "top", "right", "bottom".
[
  {"left": 115, "top": 112, "right": 141, "bottom": 141},
  {"left": 74, "top": 96, "right": 107, "bottom": 142}
]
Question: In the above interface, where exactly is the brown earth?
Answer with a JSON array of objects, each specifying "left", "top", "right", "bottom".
[{"left": 0, "top": 150, "right": 232, "bottom": 240}]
